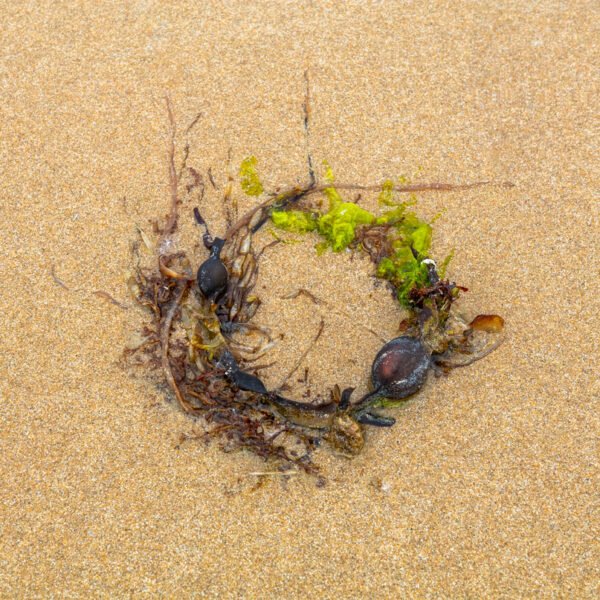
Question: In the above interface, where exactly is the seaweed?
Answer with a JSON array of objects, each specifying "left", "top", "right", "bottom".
[
  {"left": 270, "top": 163, "right": 441, "bottom": 308},
  {"left": 239, "top": 155, "right": 264, "bottom": 197},
  {"left": 125, "top": 84, "right": 508, "bottom": 478}
]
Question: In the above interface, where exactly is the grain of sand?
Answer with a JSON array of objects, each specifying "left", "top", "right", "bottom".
[{"left": 1, "top": 1, "right": 598, "bottom": 597}]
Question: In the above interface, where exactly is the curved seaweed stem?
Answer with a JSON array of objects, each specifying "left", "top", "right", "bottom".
[
  {"left": 157, "top": 97, "right": 195, "bottom": 413},
  {"left": 434, "top": 336, "right": 505, "bottom": 369},
  {"left": 223, "top": 179, "right": 511, "bottom": 242},
  {"left": 160, "top": 280, "right": 192, "bottom": 413},
  {"left": 223, "top": 198, "right": 273, "bottom": 241},
  {"left": 273, "top": 179, "right": 513, "bottom": 201}
]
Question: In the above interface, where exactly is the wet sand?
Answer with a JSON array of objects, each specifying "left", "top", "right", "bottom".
[{"left": 1, "top": 2, "right": 598, "bottom": 597}]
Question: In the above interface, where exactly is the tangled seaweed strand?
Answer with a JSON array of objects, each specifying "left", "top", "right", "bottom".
[{"left": 125, "top": 89, "right": 506, "bottom": 475}]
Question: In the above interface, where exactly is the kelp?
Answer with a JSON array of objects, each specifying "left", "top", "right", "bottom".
[
  {"left": 125, "top": 91, "right": 506, "bottom": 479},
  {"left": 126, "top": 221, "right": 321, "bottom": 476}
]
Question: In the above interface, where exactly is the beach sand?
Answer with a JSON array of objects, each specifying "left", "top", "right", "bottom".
[{"left": 1, "top": 1, "right": 598, "bottom": 597}]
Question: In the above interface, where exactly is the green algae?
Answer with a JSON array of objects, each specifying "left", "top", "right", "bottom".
[
  {"left": 439, "top": 248, "right": 454, "bottom": 278},
  {"left": 270, "top": 209, "right": 317, "bottom": 233},
  {"left": 268, "top": 163, "right": 445, "bottom": 308},
  {"left": 239, "top": 155, "right": 264, "bottom": 197},
  {"left": 236, "top": 157, "right": 457, "bottom": 309},
  {"left": 317, "top": 200, "right": 375, "bottom": 252}
]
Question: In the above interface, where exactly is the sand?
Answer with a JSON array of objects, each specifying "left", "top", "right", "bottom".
[{"left": 1, "top": 1, "right": 598, "bottom": 597}]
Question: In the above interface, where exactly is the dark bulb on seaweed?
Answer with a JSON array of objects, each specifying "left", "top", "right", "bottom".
[
  {"left": 371, "top": 336, "right": 431, "bottom": 400},
  {"left": 197, "top": 238, "right": 228, "bottom": 301},
  {"left": 197, "top": 257, "right": 228, "bottom": 300}
]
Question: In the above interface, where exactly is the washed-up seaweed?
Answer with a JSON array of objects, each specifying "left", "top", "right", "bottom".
[{"left": 126, "top": 84, "right": 507, "bottom": 475}]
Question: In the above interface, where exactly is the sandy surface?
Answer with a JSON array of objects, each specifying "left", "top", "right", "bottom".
[{"left": 1, "top": 1, "right": 598, "bottom": 597}]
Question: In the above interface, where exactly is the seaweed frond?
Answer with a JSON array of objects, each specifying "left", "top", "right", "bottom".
[
  {"left": 239, "top": 155, "right": 264, "bottom": 197},
  {"left": 270, "top": 163, "right": 443, "bottom": 308}
]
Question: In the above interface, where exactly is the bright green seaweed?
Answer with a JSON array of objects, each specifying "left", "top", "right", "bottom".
[
  {"left": 239, "top": 155, "right": 264, "bottom": 197},
  {"left": 240, "top": 157, "right": 453, "bottom": 308}
]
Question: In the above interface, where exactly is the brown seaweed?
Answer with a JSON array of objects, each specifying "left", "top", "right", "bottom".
[{"left": 125, "top": 85, "right": 507, "bottom": 476}]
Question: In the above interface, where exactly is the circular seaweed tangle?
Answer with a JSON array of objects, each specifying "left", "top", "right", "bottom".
[{"left": 126, "top": 92, "right": 506, "bottom": 475}]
